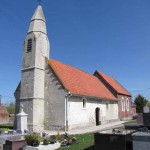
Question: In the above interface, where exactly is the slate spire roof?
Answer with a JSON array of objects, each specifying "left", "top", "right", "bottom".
[
  {"left": 28, "top": 5, "right": 47, "bottom": 34},
  {"left": 94, "top": 70, "right": 131, "bottom": 96},
  {"left": 49, "top": 59, "right": 117, "bottom": 100},
  {"left": 31, "top": 5, "right": 46, "bottom": 22}
]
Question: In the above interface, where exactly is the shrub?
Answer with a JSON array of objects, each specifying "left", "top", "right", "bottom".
[
  {"left": 56, "top": 131, "right": 61, "bottom": 141},
  {"left": 25, "top": 132, "right": 41, "bottom": 147},
  {"left": 43, "top": 137, "right": 50, "bottom": 145}
]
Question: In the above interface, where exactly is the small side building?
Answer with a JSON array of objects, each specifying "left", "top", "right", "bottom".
[
  {"left": 94, "top": 71, "right": 132, "bottom": 120},
  {"left": 0, "top": 103, "right": 9, "bottom": 124}
]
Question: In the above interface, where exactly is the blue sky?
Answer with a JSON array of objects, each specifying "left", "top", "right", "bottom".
[{"left": 0, "top": 0, "right": 150, "bottom": 104}]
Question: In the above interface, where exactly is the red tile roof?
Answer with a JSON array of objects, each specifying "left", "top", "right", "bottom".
[
  {"left": 49, "top": 59, "right": 116, "bottom": 100},
  {"left": 95, "top": 71, "right": 131, "bottom": 96}
]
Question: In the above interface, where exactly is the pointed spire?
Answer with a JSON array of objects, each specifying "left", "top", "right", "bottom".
[
  {"left": 28, "top": 5, "right": 47, "bottom": 34},
  {"left": 31, "top": 5, "right": 45, "bottom": 22}
]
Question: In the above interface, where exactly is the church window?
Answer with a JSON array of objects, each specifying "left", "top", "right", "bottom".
[
  {"left": 121, "top": 97, "right": 125, "bottom": 111},
  {"left": 27, "top": 39, "right": 32, "bottom": 52},
  {"left": 83, "top": 98, "right": 86, "bottom": 108},
  {"left": 126, "top": 98, "right": 129, "bottom": 111}
]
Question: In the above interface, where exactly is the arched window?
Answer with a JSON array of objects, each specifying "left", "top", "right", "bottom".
[
  {"left": 126, "top": 98, "right": 129, "bottom": 111},
  {"left": 27, "top": 39, "right": 32, "bottom": 52},
  {"left": 82, "top": 98, "right": 87, "bottom": 108},
  {"left": 121, "top": 97, "right": 125, "bottom": 111}
]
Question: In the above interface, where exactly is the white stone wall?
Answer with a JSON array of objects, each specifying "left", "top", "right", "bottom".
[{"left": 68, "top": 96, "right": 118, "bottom": 130}]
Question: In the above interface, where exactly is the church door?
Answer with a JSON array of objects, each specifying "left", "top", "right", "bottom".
[{"left": 95, "top": 107, "right": 100, "bottom": 126}]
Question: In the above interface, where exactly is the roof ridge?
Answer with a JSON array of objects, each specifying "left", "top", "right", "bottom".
[
  {"left": 112, "top": 77, "right": 131, "bottom": 95},
  {"left": 96, "top": 70, "right": 115, "bottom": 79},
  {"left": 95, "top": 70, "right": 119, "bottom": 93}
]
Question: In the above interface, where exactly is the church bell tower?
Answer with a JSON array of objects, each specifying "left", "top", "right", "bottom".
[{"left": 20, "top": 4, "right": 50, "bottom": 130}]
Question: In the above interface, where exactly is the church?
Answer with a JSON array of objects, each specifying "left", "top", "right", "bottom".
[{"left": 14, "top": 5, "right": 133, "bottom": 131}]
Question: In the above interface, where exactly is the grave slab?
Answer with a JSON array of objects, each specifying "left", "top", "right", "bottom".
[
  {"left": 94, "top": 129, "right": 136, "bottom": 150},
  {"left": 132, "top": 131, "right": 150, "bottom": 150}
]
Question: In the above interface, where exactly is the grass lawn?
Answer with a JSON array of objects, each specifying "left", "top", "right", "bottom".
[
  {"left": 0, "top": 123, "right": 14, "bottom": 131},
  {"left": 0, "top": 123, "right": 14, "bottom": 127},
  {"left": 124, "top": 119, "right": 137, "bottom": 125},
  {"left": 57, "top": 133, "right": 94, "bottom": 150},
  {"left": 57, "top": 120, "right": 137, "bottom": 149}
]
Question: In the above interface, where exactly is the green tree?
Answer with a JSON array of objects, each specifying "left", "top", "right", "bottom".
[
  {"left": 6, "top": 102, "right": 15, "bottom": 114},
  {"left": 134, "top": 94, "right": 147, "bottom": 113}
]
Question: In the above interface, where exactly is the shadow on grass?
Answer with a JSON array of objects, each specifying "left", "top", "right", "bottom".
[{"left": 83, "top": 145, "right": 95, "bottom": 150}]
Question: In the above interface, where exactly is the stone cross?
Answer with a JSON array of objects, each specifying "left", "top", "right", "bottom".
[{"left": 20, "top": 104, "right": 24, "bottom": 113}]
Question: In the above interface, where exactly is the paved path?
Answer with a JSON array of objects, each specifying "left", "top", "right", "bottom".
[{"left": 46, "top": 121, "right": 126, "bottom": 135}]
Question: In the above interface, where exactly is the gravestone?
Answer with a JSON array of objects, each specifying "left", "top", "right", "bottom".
[
  {"left": 143, "top": 106, "right": 150, "bottom": 126},
  {"left": 137, "top": 113, "right": 143, "bottom": 124},
  {"left": 143, "top": 106, "right": 149, "bottom": 113},
  {"left": 132, "top": 131, "right": 150, "bottom": 150},
  {"left": 17, "top": 104, "right": 28, "bottom": 133}
]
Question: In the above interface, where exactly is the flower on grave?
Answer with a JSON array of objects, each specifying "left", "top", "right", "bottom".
[
  {"left": 72, "top": 137, "right": 77, "bottom": 142},
  {"left": 66, "top": 139, "right": 72, "bottom": 145},
  {"left": 61, "top": 134, "right": 65, "bottom": 141}
]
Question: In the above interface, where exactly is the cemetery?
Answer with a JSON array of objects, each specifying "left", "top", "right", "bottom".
[
  {"left": 0, "top": 105, "right": 150, "bottom": 150},
  {"left": 0, "top": 1, "right": 149, "bottom": 150}
]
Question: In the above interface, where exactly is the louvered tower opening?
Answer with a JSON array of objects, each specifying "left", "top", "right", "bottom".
[{"left": 27, "top": 39, "right": 32, "bottom": 52}]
